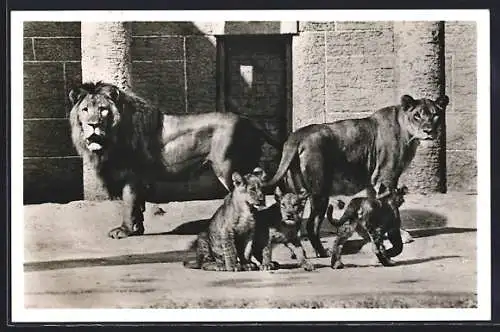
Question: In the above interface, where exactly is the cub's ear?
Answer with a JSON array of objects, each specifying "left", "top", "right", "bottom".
[
  {"left": 399, "top": 185, "right": 409, "bottom": 195},
  {"left": 68, "top": 87, "right": 88, "bottom": 106},
  {"left": 298, "top": 188, "right": 309, "bottom": 201},
  {"left": 100, "top": 84, "right": 120, "bottom": 103},
  {"left": 232, "top": 172, "right": 244, "bottom": 188},
  {"left": 274, "top": 186, "right": 283, "bottom": 202},
  {"left": 252, "top": 167, "right": 267, "bottom": 182},
  {"left": 435, "top": 95, "right": 449, "bottom": 110},
  {"left": 401, "top": 94, "right": 416, "bottom": 111}
]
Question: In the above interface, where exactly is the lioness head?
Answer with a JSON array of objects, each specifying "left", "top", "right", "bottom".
[
  {"left": 68, "top": 82, "right": 122, "bottom": 153},
  {"left": 274, "top": 187, "right": 309, "bottom": 226},
  {"left": 232, "top": 167, "right": 267, "bottom": 210},
  {"left": 400, "top": 94, "right": 449, "bottom": 140}
]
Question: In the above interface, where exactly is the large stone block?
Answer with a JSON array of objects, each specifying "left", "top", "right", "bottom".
[
  {"left": 131, "top": 37, "right": 184, "bottom": 61},
  {"left": 335, "top": 21, "right": 393, "bottom": 31},
  {"left": 292, "top": 33, "right": 325, "bottom": 129},
  {"left": 324, "top": 111, "right": 372, "bottom": 123},
  {"left": 446, "top": 150, "right": 477, "bottom": 193},
  {"left": 450, "top": 52, "right": 477, "bottom": 113},
  {"left": 23, "top": 157, "right": 83, "bottom": 204},
  {"left": 24, "top": 119, "right": 76, "bottom": 157},
  {"left": 24, "top": 22, "right": 80, "bottom": 37},
  {"left": 326, "top": 30, "right": 394, "bottom": 57},
  {"left": 446, "top": 112, "right": 476, "bottom": 150},
  {"left": 185, "top": 36, "right": 217, "bottom": 113},
  {"left": 33, "top": 38, "right": 81, "bottom": 61},
  {"left": 132, "top": 61, "right": 186, "bottom": 113},
  {"left": 445, "top": 21, "right": 477, "bottom": 55},
  {"left": 132, "top": 22, "right": 213, "bottom": 36},
  {"left": 64, "top": 62, "right": 82, "bottom": 115},
  {"left": 326, "top": 55, "right": 396, "bottom": 112},
  {"left": 24, "top": 38, "right": 34, "bottom": 61},
  {"left": 299, "top": 22, "right": 336, "bottom": 32},
  {"left": 24, "top": 62, "right": 66, "bottom": 118}
]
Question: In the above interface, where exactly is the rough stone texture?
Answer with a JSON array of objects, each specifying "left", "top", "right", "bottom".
[
  {"left": 23, "top": 38, "right": 34, "bottom": 61},
  {"left": 395, "top": 21, "right": 446, "bottom": 193},
  {"left": 335, "top": 21, "right": 393, "bottom": 31},
  {"left": 447, "top": 151, "right": 477, "bottom": 192},
  {"left": 81, "top": 22, "right": 133, "bottom": 200},
  {"left": 132, "top": 22, "right": 223, "bottom": 36},
  {"left": 223, "top": 21, "right": 296, "bottom": 35},
  {"left": 24, "top": 120, "right": 76, "bottom": 157},
  {"left": 64, "top": 62, "right": 83, "bottom": 116},
  {"left": 326, "top": 55, "right": 396, "bottom": 113},
  {"left": 132, "top": 61, "right": 186, "bottom": 113},
  {"left": 33, "top": 38, "right": 81, "bottom": 61},
  {"left": 23, "top": 157, "right": 83, "bottom": 204},
  {"left": 24, "top": 22, "right": 81, "bottom": 37},
  {"left": 131, "top": 37, "right": 184, "bottom": 61},
  {"left": 299, "top": 22, "right": 336, "bottom": 32},
  {"left": 292, "top": 33, "right": 326, "bottom": 129},
  {"left": 446, "top": 113, "right": 476, "bottom": 150},
  {"left": 185, "top": 36, "right": 217, "bottom": 114},
  {"left": 326, "top": 30, "right": 394, "bottom": 56},
  {"left": 324, "top": 111, "right": 372, "bottom": 123},
  {"left": 24, "top": 62, "right": 66, "bottom": 119}
]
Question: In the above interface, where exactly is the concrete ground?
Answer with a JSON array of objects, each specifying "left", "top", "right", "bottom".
[{"left": 23, "top": 192, "right": 477, "bottom": 308}]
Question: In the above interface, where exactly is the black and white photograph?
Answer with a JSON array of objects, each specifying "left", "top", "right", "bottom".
[{"left": 10, "top": 9, "right": 491, "bottom": 322}]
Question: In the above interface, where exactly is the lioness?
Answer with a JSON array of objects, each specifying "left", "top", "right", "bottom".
[
  {"left": 251, "top": 187, "right": 313, "bottom": 271},
  {"left": 326, "top": 185, "right": 408, "bottom": 269},
  {"left": 69, "top": 82, "right": 281, "bottom": 239},
  {"left": 183, "top": 168, "right": 266, "bottom": 271},
  {"left": 265, "top": 94, "right": 449, "bottom": 257}
]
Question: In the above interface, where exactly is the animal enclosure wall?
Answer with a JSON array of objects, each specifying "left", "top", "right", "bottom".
[{"left": 22, "top": 21, "right": 477, "bottom": 204}]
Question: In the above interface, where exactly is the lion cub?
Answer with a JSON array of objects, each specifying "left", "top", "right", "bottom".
[
  {"left": 326, "top": 186, "right": 408, "bottom": 269},
  {"left": 252, "top": 187, "right": 314, "bottom": 271},
  {"left": 184, "top": 168, "right": 267, "bottom": 272}
]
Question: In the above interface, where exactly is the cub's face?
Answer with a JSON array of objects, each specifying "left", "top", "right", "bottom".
[
  {"left": 274, "top": 187, "right": 309, "bottom": 226},
  {"left": 401, "top": 94, "right": 449, "bottom": 140},
  {"left": 387, "top": 186, "right": 409, "bottom": 209},
  {"left": 232, "top": 168, "right": 267, "bottom": 210},
  {"left": 69, "top": 85, "right": 121, "bottom": 153}
]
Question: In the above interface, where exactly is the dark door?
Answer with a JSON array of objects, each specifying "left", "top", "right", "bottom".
[{"left": 221, "top": 36, "right": 291, "bottom": 176}]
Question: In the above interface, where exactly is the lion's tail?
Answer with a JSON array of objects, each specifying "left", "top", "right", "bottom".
[
  {"left": 183, "top": 238, "right": 201, "bottom": 269},
  {"left": 264, "top": 136, "right": 300, "bottom": 188},
  {"left": 325, "top": 204, "right": 344, "bottom": 227}
]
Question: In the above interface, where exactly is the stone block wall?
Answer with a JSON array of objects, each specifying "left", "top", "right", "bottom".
[{"left": 23, "top": 21, "right": 477, "bottom": 203}]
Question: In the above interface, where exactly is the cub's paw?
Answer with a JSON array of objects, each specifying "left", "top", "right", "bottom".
[
  {"left": 331, "top": 261, "right": 345, "bottom": 269},
  {"left": 401, "top": 229, "right": 414, "bottom": 244},
  {"left": 316, "top": 248, "right": 332, "bottom": 258},
  {"left": 242, "top": 262, "right": 259, "bottom": 271},
  {"left": 108, "top": 226, "right": 132, "bottom": 239},
  {"left": 132, "top": 223, "right": 145, "bottom": 236},
  {"left": 290, "top": 252, "right": 297, "bottom": 260},
  {"left": 260, "top": 261, "right": 280, "bottom": 271},
  {"left": 301, "top": 261, "right": 315, "bottom": 272}
]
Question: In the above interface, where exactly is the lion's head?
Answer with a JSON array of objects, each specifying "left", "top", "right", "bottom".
[
  {"left": 400, "top": 94, "right": 449, "bottom": 140},
  {"left": 68, "top": 82, "right": 122, "bottom": 155},
  {"left": 274, "top": 187, "right": 309, "bottom": 226},
  {"left": 231, "top": 167, "right": 267, "bottom": 210}
]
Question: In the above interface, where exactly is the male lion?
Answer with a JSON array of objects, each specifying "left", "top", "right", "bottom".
[
  {"left": 251, "top": 187, "right": 313, "bottom": 271},
  {"left": 265, "top": 94, "right": 449, "bottom": 257},
  {"left": 326, "top": 185, "right": 408, "bottom": 269},
  {"left": 183, "top": 168, "right": 266, "bottom": 271},
  {"left": 69, "top": 82, "right": 281, "bottom": 239}
]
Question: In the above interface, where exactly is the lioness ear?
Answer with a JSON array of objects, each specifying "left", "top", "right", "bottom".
[
  {"left": 232, "top": 172, "right": 244, "bottom": 187},
  {"left": 252, "top": 167, "right": 267, "bottom": 182},
  {"left": 401, "top": 95, "right": 415, "bottom": 111},
  {"left": 435, "top": 95, "right": 449, "bottom": 111},
  {"left": 274, "top": 186, "right": 283, "bottom": 202},
  {"left": 68, "top": 87, "right": 87, "bottom": 106}
]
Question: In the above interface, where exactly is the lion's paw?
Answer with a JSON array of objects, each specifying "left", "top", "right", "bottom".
[
  {"left": 290, "top": 252, "right": 297, "bottom": 260},
  {"left": 401, "top": 229, "right": 414, "bottom": 244},
  {"left": 242, "top": 262, "right": 259, "bottom": 271}
]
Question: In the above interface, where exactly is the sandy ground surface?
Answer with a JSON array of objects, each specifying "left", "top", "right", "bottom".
[{"left": 23, "top": 192, "right": 477, "bottom": 308}]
